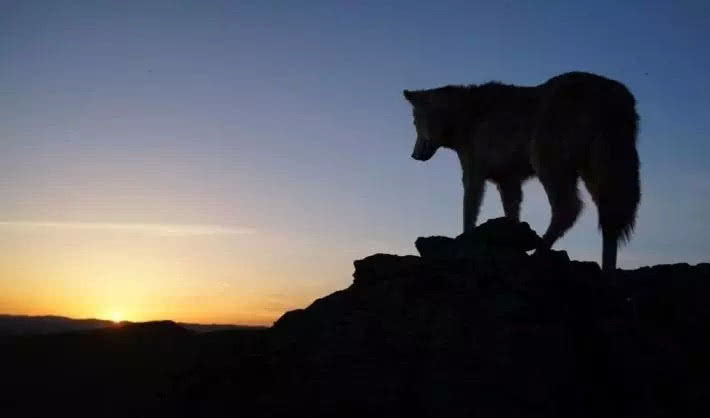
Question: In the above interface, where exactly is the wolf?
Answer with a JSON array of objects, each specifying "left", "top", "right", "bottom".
[{"left": 403, "top": 71, "right": 640, "bottom": 274}]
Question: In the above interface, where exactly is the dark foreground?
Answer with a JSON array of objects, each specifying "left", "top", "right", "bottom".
[{"left": 2, "top": 218, "right": 709, "bottom": 417}]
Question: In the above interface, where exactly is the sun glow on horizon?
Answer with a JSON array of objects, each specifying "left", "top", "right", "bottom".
[
  {"left": 0, "top": 217, "right": 346, "bottom": 326},
  {"left": 109, "top": 312, "right": 124, "bottom": 323}
]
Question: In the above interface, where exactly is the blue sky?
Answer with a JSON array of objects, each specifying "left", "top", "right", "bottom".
[{"left": 1, "top": 1, "right": 709, "bottom": 323}]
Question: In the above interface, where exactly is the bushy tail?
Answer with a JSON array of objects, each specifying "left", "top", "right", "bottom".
[{"left": 590, "top": 98, "right": 641, "bottom": 274}]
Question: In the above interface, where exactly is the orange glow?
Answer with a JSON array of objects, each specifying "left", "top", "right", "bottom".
[
  {"left": 109, "top": 311, "right": 123, "bottom": 323},
  {"left": 0, "top": 223, "right": 349, "bottom": 326}
]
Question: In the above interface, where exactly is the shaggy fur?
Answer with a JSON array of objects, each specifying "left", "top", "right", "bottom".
[{"left": 403, "top": 71, "right": 640, "bottom": 274}]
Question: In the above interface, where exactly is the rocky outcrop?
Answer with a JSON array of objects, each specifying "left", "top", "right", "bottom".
[{"left": 263, "top": 218, "right": 710, "bottom": 418}]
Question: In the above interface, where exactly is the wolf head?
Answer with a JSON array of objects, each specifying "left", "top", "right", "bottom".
[
  {"left": 403, "top": 87, "right": 464, "bottom": 161},
  {"left": 403, "top": 89, "right": 441, "bottom": 161}
]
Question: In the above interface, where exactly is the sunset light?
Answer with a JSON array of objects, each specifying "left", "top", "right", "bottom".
[
  {"left": 110, "top": 312, "right": 123, "bottom": 323},
  {"left": 1, "top": 0, "right": 709, "bottom": 329},
  {"left": 2, "top": 1, "right": 709, "bottom": 416}
]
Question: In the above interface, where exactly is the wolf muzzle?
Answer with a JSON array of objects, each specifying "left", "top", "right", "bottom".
[{"left": 411, "top": 137, "right": 438, "bottom": 161}]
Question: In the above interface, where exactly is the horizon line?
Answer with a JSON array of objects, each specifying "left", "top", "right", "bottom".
[{"left": 0, "top": 312, "right": 269, "bottom": 327}]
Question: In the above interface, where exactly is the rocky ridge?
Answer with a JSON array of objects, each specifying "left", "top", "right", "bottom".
[{"left": 262, "top": 218, "right": 710, "bottom": 417}]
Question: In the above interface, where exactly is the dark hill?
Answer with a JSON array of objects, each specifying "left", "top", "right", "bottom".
[
  {"left": 0, "top": 319, "right": 266, "bottom": 417},
  {"left": 0, "top": 314, "right": 264, "bottom": 336},
  {"left": 2, "top": 218, "right": 709, "bottom": 417},
  {"left": 0, "top": 314, "right": 113, "bottom": 336}
]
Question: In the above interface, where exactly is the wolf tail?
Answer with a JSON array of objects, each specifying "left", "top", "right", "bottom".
[{"left": 589, "top": 90, "right": 641, "bottom": 274}]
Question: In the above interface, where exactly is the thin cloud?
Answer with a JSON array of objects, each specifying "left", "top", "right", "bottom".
[{"left": 0, "top": 221, "right": 255, "bottom": 237}]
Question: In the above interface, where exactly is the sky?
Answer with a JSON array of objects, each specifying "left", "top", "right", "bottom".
[{"left": 1, "top": 0, "right": 709, "bottom": 325}]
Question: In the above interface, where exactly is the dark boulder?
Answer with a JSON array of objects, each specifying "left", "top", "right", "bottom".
[{"left": 415, "top": 217, "right": 541, "bottom": 260}]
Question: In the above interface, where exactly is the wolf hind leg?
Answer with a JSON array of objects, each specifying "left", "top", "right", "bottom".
[
  {"left": 538, "top": 169, "right": 583, "bottom": 250},
  {"left": 602, "top": 227, "right": 618, "bottom": 277},
  {"left": 496, "top": 179, "right": 522, "bottom": 222},
  {"left": 581, "top": 170, "right": 619, "bottom": 276}
]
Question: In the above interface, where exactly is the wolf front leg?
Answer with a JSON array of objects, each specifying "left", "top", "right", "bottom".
[
  {"left": 496, "top": 179, "right": 522, "bottom": 222},
  {"left": 461, "top": 165, "right": 485, "bottom": 233}
]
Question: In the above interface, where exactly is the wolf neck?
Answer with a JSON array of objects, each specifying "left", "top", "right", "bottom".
[{"left": 447, "top": 84, "right": 540, "bottom": 152}]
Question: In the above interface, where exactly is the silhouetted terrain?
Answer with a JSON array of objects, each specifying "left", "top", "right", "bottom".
[
  {"left": 0, "top": 321, "right": 266, "bottom": 417},
  {"left": 2, "top": 218, "right": 709, "bottom": 417},
  {"left": 0, "top": 314, "right": 114, "bottom": 336},
  {"left": 0, "top": 314, "right": 264, "bottom": 336}
]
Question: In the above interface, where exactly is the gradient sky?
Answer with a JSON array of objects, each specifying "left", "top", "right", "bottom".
[{"left": 2, "top": 0, "right": 709, "bottom": 325}]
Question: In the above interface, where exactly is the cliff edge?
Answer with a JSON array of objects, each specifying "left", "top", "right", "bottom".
[{"left": 261, "top": 218, "right": 710, "bottom": 417}]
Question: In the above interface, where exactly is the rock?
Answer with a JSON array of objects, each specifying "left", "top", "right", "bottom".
[
  {"left": 352, "top": 254, "right": 424, "bottom": 286},
  {"left": 261, "top": 229, "right": 710, "bottom": 417},
  {"left": 414, "top": 235, "right": 456, "bottom": 259},
  {"left": 415, "top": 217, "right": 541, "bottom": 260},
  {"left": 465, "top": 217, "right": 542, "bottom": 250},
  {"left": 271, "top": 308, "right": 305, "bottom": 329},
  {"left": 171, "top": 222, "right": 710, "bottom": 418}
]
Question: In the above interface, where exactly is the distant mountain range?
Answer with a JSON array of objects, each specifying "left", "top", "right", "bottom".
[{"left": 0, "top": 313, "right": 265, "bottom": 336}]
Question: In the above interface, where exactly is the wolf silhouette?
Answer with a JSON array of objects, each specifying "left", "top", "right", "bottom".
[{"left": 403, "top": 71, "right": 640, "bottom": 274}]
